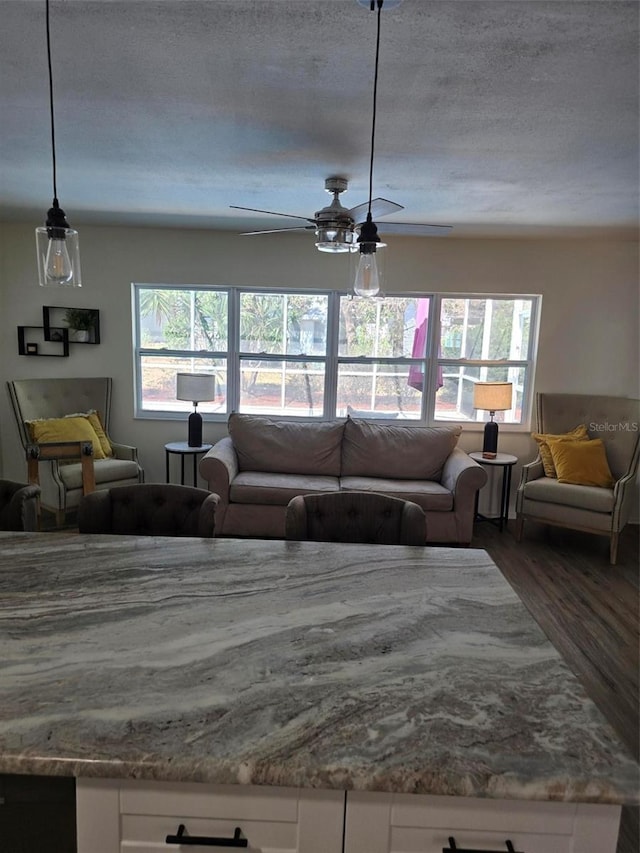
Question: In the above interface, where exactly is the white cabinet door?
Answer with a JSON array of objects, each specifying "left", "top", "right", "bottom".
[
  {"left": 343, "top": 791, "right": 621, "bottom": 853},
  {"left": 77, "top": 779, "right": 344, "bottom": 853}
]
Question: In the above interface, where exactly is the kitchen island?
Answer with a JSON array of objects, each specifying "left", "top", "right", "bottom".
[{"left": 0, "top": 532, "right": 637, "bottom": 852}]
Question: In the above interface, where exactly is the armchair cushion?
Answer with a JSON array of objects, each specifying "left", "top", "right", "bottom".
[
  {"left": 547, "top": 438, "right": 615, "bottom": 488},
  {"left": 26, "top": 416, "right": 107, "bottom": 459},
  {"left": 532, "top": 424, "right": 589, "bottom": 477},
  {"left": 522, "top": 477, "right": 614, "bottom": 513},
  {"left": 59, "top": 458, "right": 142, "bottom": 490}
]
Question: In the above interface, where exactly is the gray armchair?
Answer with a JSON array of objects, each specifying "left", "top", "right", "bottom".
[
  {"left": 285, "top": 491, "right": 426, "bottom": 545},
  {"left": 7, "top": 377, "right": 143, "bottom": 527},
  {"left": 515, "top": 393, "right": 640, "bottom": 564},
  {"left": 0, "top": 480, "right": 41, "bottom": 532},
  {"left": 78, "top": 484, "right": 219, "bottom": 538}
]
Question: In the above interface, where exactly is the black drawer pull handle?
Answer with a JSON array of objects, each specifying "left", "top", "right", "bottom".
[
  {"left": 444, "top": 839, "right": 522, "bottom": 853},
  {"left": 166, "top": 824, "right": 248, "bottom": 847}
]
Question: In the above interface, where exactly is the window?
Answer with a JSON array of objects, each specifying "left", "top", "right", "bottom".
[
  {"left": 134, "top": 285, "right": 540, "bottom": 428},
  {"left": 434, "top": 297, "right": 537, "bottom": 426}
]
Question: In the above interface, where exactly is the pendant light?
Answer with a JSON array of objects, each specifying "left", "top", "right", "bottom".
[
  {"left": 35, "top": 0, "right": 81, "bottom": 288},
  {"left": 353, "top": 0, "right": 397, "bottom": 298}
]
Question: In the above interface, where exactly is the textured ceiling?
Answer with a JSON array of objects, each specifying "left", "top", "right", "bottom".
[{"left": 0, "top": 0, "right": 638, "bottom": 238}]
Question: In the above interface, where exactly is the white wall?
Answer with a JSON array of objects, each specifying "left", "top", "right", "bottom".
[{"left": 1, "top": 222, "right": 638, "bottom": 516}]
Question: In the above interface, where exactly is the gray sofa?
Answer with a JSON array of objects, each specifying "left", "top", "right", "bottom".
[{"left": 199, "top": 414, "right": 487, "bottom": 544}]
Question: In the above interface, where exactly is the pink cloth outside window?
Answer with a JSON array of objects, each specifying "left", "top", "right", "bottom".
[{"left": 407, "top": 298, "right": 443, "bottom": 391}]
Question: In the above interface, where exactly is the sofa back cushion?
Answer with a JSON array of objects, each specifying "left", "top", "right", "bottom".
[
  {"left": 342, "top": 419, "right": 462, "bottom": 481},
  {"left": 229, "top": 413, "right": 345, "bottom": 476}
]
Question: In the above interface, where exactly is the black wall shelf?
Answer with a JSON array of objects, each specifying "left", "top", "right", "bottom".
[
  {"left": 18, "top": 326, "right": 70, "bottom": 357},
  {"left": 43, "top": 306, "right": 101, "bottom": 345}
]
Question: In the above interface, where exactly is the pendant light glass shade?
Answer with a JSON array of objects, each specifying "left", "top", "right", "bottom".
[
  {"left": 37, "top": 0, "right": 81, "bottom": 288},
  {"left": 36, "top": 203, "right": 81, "bottom": 287},
  {"left": 353, "top": 252, "right": 380, "bottom": 297},
  {"left": 353, "top": 213, "right": 385, "bottom": 297}
]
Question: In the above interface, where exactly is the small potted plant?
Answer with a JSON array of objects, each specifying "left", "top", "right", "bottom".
[{"left": 64, "top": 308, "right": 98, "bottom": 343}]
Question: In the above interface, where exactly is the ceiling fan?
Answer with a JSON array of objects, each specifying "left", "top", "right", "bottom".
[{"left": 230, "top": 176, "right": 452, "bottom": 254}]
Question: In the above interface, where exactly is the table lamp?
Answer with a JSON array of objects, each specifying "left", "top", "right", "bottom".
[
  {"left": 473, "top": 382, "right": 513, "bottom": 459},
  {"left": 176, "top": 373, "right": 216, "bottom": 447}
]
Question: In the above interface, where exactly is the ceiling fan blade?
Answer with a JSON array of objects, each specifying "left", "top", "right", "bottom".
[
  {"left": 230, "top": 205, "right": 316, "bottom": 225},
  {"left": 240, "top": 225, "right": 316, "bottom": 236},
  {"left": 373, "top": 222, "right": 453, "bottom": 236},
  {"left": 349, "top": 197, "right": 404, "bottom": 222}
]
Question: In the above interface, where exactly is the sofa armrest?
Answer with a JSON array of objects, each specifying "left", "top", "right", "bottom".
[
  {"left": 199, "top": 437, "right": 239, "bottom": 502},
  {"left": 441, "top": 447, "right": 488, "bottom": 500}
]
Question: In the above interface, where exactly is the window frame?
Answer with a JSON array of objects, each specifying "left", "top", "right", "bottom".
[
  {"left": 428, "top": 293, "right": 541, "bottom": 432},
  {"left": 133, "top": 284, "right": 540, "bottom": 429}
]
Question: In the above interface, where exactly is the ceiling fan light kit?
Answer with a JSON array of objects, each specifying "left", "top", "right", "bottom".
[
  {"left": 314, "top": 177, "right": 357, "bottom": 253},
  {"left": 230, "top": 0, "right": 450, "bottom": 274},
  {"left": 36, "top": 0, "right": 81, "bottom": 288}
]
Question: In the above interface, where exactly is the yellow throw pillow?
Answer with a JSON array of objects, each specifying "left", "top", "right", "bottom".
[
  {"left": 547, "top": 438, "right": 615, "bottom": 488},
  {"left": 65, "top": 410, "right": 113, "bottom": 458},
  {"left": 532, "top": 424, "right": 589, "bottom": 478},
  {"left": 27, "top": 416, "right": 106, "bottom": 460}
]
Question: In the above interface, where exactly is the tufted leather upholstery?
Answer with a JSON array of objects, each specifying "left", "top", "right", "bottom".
[
  {"left": 285, "top": 491, "right": 426, "bottom": 546},
  {"left": 516, "top": 393, "right": 640, "bottom": 564},
  {"left": 78, "top": 484, "right": 219, "bottom": 538},
  {"left": 0, "top": 480, "right": 41, "bottom": 532}
]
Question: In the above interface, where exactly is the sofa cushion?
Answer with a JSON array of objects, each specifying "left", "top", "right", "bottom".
[
  {"left": 342, "top": 419, "right": 462, "bottom": 481},
  {"left": 340, "top": 477, "right": 454, "bottom": 512},
  {"left": 230, "top": 472, "right": 340, "bottom": 506},
  {"left": 228, "top": 414, "right": 344, "bottom": 476},
  {"left": 521, "top": 477, "right": 614, "bottom": 514}
]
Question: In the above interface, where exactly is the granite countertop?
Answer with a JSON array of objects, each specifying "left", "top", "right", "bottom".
[{"left": 0, "top": 532, "right": 637, "bottom": 804}]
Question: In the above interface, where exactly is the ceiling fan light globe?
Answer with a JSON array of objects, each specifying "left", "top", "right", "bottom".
[
  {"left": 316, "top": 242, "right": 351, "bottom": 254},
  {"left": 315, "top": 226, "right": 354, "bottom": 253}
]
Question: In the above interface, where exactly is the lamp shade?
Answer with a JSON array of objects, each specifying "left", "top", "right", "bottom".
[
  {"left": 176, "top": 373, "right": 216, "bottom": 403},
  {"left": 473, "top": 382, "right": 512, "bottom": 413}
]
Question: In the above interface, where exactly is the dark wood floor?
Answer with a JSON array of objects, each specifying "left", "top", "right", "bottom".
[{"left": 471, "top": 520, "right": 639, "bottom": 853}]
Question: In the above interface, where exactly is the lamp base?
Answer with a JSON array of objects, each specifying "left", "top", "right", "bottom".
[
  {"left": 482, "top": 420, "right": 499, "bottom": 459},
  {"left": 187, "top": 412, "right": 203, "bottom": 448}
]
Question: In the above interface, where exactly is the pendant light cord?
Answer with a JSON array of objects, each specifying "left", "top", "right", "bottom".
[
  {"left": 46, "top": 0, "right": 59, "bottom": 204},
  {"left": 367, "top": 0, "right": 383, "bottom": 217}
]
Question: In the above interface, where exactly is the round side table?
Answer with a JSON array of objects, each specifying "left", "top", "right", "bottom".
[
  {"left": 469, "top": 452, "right": 518, "bottom": 532},
  {"left": 165, "top": 442, "right": 213, "bottom": 488}
]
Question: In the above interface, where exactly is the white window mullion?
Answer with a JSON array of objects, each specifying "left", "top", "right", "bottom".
[
  {"left": 324, "top": 292, "right": 340, "bottom": 419},
  {"left": 227, "top": 288, "right": 241, "bottom": 413}
]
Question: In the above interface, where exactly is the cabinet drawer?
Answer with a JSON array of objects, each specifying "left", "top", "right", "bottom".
[
  {"left": 344, "top": 791, "right": 621, "bottom": 853},
  {"left": 77, "top": 779, "right": 344, "bottom": 853}
]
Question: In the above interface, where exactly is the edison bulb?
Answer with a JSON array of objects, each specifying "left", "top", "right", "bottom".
[
  {"left": 353, "top": 252, "right": 380, "bottom": 298},
  {"left": 45, "top": 238, "right": 74, "bottom": 285}
]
